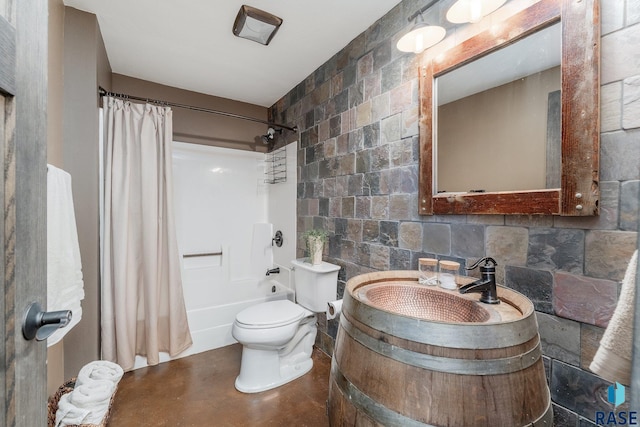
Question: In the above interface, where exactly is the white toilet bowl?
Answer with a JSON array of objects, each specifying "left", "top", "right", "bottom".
[
  {"left": 232, "top": 259, "right": 340, "bottom": 393},
  {"left": 232, "top": 299, "right": 317, "bottom": 393}
]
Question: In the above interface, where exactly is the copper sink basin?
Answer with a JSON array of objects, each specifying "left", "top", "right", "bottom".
[{"left": 356, "top": 283, "right": 499, "bottom": 323}]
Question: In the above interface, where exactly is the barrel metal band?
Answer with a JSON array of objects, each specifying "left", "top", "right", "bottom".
[
  {"left": 341, "top": 315, "right": 542, "bottom": 375},
  {"left": 345, "top": 293, "right": 537, "bottom": 349},
  {"left": 529, "top": 389, "right": 553, "bottom": 426},
  {"left": 332, "top": 361, "right": 554, "bottom": 427},
  {"left": 332, "top": 362, "right": 436, "bottom": 427}
]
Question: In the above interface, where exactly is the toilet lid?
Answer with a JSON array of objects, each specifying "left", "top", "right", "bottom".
[{"left": 236, "top": 300, "right": 307, "bottom": 328}]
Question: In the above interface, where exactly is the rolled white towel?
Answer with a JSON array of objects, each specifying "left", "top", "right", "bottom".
[
  {"left": 70, "top": 379, "right": 114, "bottom": 407},
  {"left": 55, "top": 392, "right": 90, "bottom": 427},
  {"left": 69, "top": 379, "right": 114, "bottom": 425},
  {"left": 76, "top": 360, "right": 124, "bottom": 386}
]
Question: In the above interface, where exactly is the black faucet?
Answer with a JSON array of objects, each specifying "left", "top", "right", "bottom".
[
  {"left": 459, "top": 257, "right": 500, "bottom": 304},
  {"left": 265, "top": 267, "right": 280, "bottom": 276}
]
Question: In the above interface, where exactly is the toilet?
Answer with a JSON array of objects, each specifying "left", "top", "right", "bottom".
[{"left": 232, "top": 258, "right": 340, "bottom": 393}]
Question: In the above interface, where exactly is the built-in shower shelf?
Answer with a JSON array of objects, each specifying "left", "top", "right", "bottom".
[{"left": 265, "top": 146, "right": 287, "bottom": 184}]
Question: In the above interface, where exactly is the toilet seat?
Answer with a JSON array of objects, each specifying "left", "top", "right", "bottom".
[{"left": 235, "top": 300, "right": 307, "bottom": 329}]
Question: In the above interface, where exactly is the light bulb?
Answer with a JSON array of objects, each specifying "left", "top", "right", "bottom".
[
  {"left": 446, "top": 0, "right": 507, "bottom": 24},
  {"left": 415, "top": 34, "right": 424, "bottom": 53},
  {"left": 469, "top": 0, "right": 483, "bottom": 23},
  {"left": 396, "top": 24, "right": 446, "bottom": 53}
]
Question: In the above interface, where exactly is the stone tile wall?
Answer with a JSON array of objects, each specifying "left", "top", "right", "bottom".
[{"left": 270, "top": 0, "right": 639, "bottom": 425}]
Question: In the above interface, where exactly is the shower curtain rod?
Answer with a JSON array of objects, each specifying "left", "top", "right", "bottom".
[{"left": 98, "top": 87, "right": 298, "bottom": 132}]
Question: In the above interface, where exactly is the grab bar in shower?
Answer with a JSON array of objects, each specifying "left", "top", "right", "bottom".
[{"left": 183, "top": 251, "right": 223, "bottom": 258}]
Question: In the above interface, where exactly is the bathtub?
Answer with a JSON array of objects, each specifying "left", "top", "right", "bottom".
[
  {"left": 184, "top": 278, "right": 294, "bottom": 355},
  {"left": 132, "top": 277, "right": 294, "bottom": 369}
]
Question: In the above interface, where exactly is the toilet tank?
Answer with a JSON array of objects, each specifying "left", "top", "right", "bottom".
[{"left": 291, "top": 258, "right": 340, "bottom": 312}]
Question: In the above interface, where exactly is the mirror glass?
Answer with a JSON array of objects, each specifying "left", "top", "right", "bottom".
[{"left": 435, "top": 22, "right": 561, "bottom": 194}]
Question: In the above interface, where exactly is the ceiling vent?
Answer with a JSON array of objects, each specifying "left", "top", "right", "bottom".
[{"left": 232, "top": 5, "right": 283, "bottom": 46}]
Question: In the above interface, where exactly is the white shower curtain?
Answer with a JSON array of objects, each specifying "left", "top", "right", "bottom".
[{"left": 101, "top": 97, "right": 192, "bottom": 370}]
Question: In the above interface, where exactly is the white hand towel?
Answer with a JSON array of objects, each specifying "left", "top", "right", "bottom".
[
  {"left": 55, "top": 392, "right": 90, "bottom": 427},
  {"left": 46, "top": 164, "right": 85, "bottom": 347},
  {"left": 590, "top": 250, "right": 637, "bottom": 385},
  {"left": 77, "top": 360, "right": 124, "bottom": 386}
]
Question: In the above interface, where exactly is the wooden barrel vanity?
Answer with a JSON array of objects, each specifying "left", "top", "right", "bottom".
[{"left": 327, "top": 270, "right": 552, "bottom": 427}]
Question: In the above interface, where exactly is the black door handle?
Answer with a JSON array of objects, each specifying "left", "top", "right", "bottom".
[{"left": 22, "top": 302, "right": 72, "bottom": 341}]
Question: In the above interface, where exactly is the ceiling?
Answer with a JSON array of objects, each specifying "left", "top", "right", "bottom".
[{"left": 63, "top": 0, "right": 404, "bottom": 107}]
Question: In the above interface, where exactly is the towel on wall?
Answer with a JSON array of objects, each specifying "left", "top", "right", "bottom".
[
  {"left": 589, "top": 250, "right": 638, "bottom": 385},
  {"left": 47, "top": 164, "right": 85, "bottom": 347}
]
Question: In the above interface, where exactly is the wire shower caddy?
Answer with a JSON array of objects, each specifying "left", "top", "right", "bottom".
[{"left": 264, "top": 146, "right": 286, "bottom": 184}]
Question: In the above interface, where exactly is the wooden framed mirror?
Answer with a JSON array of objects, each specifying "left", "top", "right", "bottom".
[{"left": 418, "top": 0, "right": 600, "bottom": 215}]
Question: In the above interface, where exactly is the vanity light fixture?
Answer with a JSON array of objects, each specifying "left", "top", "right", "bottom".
[
  {"left": 396, "top": 11, "right": 446, "bottom": 53},
  {"left": 446, "top": 0, "right": 507, "bottom": 24},
  {"left": 396, "top": 0, "right": 446, "bottom": 54},
  {"left": 232, "top": 5, "right": 283, "bottom": 46}
]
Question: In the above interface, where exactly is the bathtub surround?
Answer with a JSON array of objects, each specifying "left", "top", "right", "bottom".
[
  {"left": 101, "top": 97, "right": 192, "bottom": 370},
  {"left": 269, "top": 0, "right": 639, "bottom": 424},
  {"left": 167, "top": 142, "right": 296, "bottom": 366},
  {"left": 267, "top": 142, "right": 299, "bottom": 271},
  {"left": 250, "top": 223, "right": 275, "bottom": 278}
]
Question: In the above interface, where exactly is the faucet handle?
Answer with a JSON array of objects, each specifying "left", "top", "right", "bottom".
[
  {"left": 466, "top": 257, "right": 497, "bottom": 271},
  {"left": 462, "top": 257, "right": 500, "bottom": 304}
]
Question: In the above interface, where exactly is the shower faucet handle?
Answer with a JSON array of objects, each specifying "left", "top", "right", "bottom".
[{"left": 272, "top": 230, "right": 283, "bottom": 247}]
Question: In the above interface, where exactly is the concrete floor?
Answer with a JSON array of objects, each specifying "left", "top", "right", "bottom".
[{"left": 108, "top": 344, "right": 331, "bottom": 426}]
